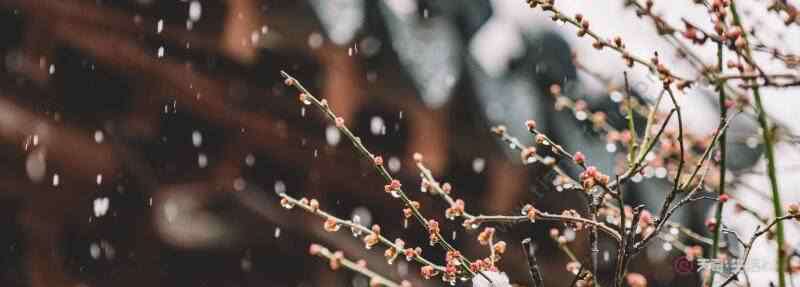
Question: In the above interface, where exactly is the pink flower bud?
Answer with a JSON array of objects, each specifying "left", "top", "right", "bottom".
[{"left": 573, "top": 151, "right": 586, "bottom": 165}]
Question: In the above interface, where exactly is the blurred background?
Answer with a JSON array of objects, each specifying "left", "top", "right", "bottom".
[{"left": 0, "top": 0, "right": 798, "bottom": 286}]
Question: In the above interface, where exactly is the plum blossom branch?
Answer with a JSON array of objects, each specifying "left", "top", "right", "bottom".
[
  {"left": 278, "top": 193, "right": 443, "bottom": 271},
  {"left": 279, "top": 71, "right": 482, "bottom": 282},
  {"left": 415, "top": 155, "right": 622, "bottom": 242},
  {"left": 308, "top": 243, "right": 411, "bottom": 287}
]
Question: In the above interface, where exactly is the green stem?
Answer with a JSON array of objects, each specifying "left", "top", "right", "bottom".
[
  {"left": 729, "top": 3, "right": 786, "bottom": 286},
  {"left": 708, "top": 41, "right": 728, "bottom": 287}
]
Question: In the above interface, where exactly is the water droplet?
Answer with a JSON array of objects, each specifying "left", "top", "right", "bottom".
[
  {"left": 564, "top": 228, "right": 576, "bottom": 241},
  {"left": 25, "top": 147, "right": 47, "bottom": 183},
  {"left": 197, "top": 153, "right": 208, "bottom": 168},
  {"left": 351, "top": 215, "right": 363, "bottom": 237},
  {"left": 351, "top": 206, "right": 372, "bottom": 227},
  {"left": 241, "top": 258, "right": 252, "bottom": 272},
  {"left": 274, "top": 180, "right": 287, "bottom": 194},
  {"left": 245, "top": 153, "right": 256, "bottom": 166},
  {"left": 370, "top": 116, "right": 386, "bottom": 135},
  {"left": 188, "top": 1, "right": 202, "bottom": 21},
  {"left": 156, "top": 19, "right": 164, "bottom": 34},
  {"left": 280, "top": 199, "right": 295, "bottom": 209},
  {"left": 388, "top": 157, "right": 401, "bottom": 172},
  {"left": 308, "top": 33, "right": 324, "bottom": 49},
  {"left": 472, "top": 158, "right": 486, "bottom": 173},
  {"left": 164, "top": 202, "right": 178, "bottom": 222},
  {"left": 606, "top": 143, "right": 617, "bottom": 153},
  {"left": 90, "top": 243, "right": 101, "bottom": 259},
  {"left": 191, "top": 130, "right": 202, "bottom": 147},
  {"left": 397, "top": 261, "right": 409, "bottom": 276},
  {"left": 575, "top": 111, "right": 588, "bottom": 121},
  {"left": 94, "top": 130, "right": 104, "bottom": 143},
  {"left": 325, "top": 125, "right": 341, "bottom": 146},
  {"left": 93, "top": 197, "right": 110, "bottom": 217}
]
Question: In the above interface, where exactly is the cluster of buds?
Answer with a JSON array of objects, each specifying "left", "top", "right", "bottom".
[
  {"left": 384, "top": 179, "right": 402, "bottom": 194},
  {"left": 776, "top": 4, "right": 799, "bottom": 25},
  {"left": 279, "top": 197, "right": 295, "bottom": 209},
  {"left": 469, "top": 259, "right": 490, "bottom": 273},
  {"left": 443, "top": 250, "right": 464, "bottom": 283},
  {"left": 575, "top": 14, "right": 590, "bottom": 37},
  {"left": 329, "top": 250, "right": 345, "bottom": 270},
  {"left": 527, "top": 0, "right": 554, "bottom": 10},
  {"left": 477, "top": 227, "right": 495, "bottom": 246},
  {"left": 490, "top": 125, "right": 507, "bottom": 136},
  {"left": 682, "top": 22, "right": 705, "bottom": 44},
  {"left": 573, "top": 151, "right": 586, "bottom": 165},
  {"left": 298, "top": 93, "right": 311, "bottom": 106},
  {"left": 363, "top": 224, "right": 381, "bottom": 249},
  {"left": 726, "top": 59, "right": 757, "bottom": 78},
  {"left": 520, "top": 146, "right": 538, "bottom": 163},
  {"left": 622, "top": 51, "right": 635, "bottom": 67},
  {"left": 522, "top": 204, "right": 539, "bottom": 222},
  {"left": 403, "top": 247, "right": 422, "bottom": 261},
  {"left": 579, "top": 166, "right": 610, "bottom": 190},
  {"left": 420, "top": 265, "right": 439, "bottom": 280},
  {"left": 309, "top": 198, "right": 320, "bottom": 212},
  {"left": 441, "top": 182, "right": 452, "bottom": 195},
  {"left": 384, "top": 239, "right": 404, "bottom": 265},
  {"left": 445, "top": 199, "right": 465, "bottom": 220},
  {"left": 323, "top": 217, "right": 341, "bottom": 232},
  {"left": 494, "top": 241, "right": 507, "bottom": 255},
  {"left": 562, "top": 209, "right": 585, "bottom": 231},
  {"left": 427, "top": 219, "right": 441, "bottom": 245},
  {"left": 650, "top": 52, "right": 674, "bottom": 87},
  {"left": 710, "top": 0, "right": 730, "bottom": 22},
  {"left": 638, "top": 210, "right": 655, "bottom": 237},
  {"left": 566, "top": 261, "right": 582, "bottom": 274},
  {"left": 788, "top": 203, "right": 800, "bottom": 220}
]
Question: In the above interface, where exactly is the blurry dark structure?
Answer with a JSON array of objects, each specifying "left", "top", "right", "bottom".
[{"left": 0, "top": 0, "right": 764, "bottom": 286}]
